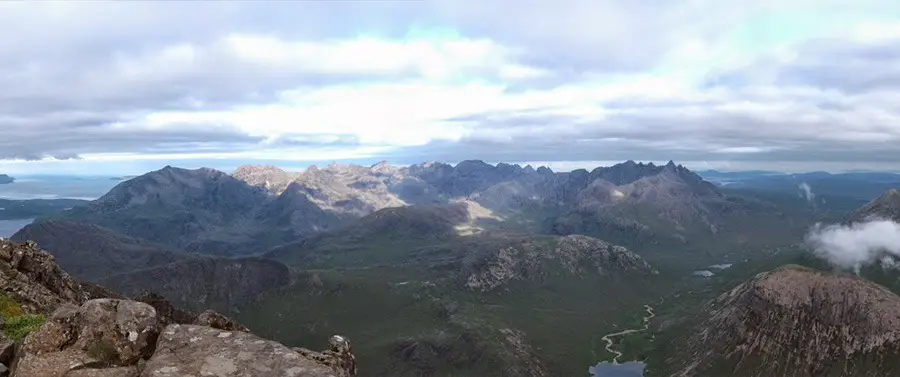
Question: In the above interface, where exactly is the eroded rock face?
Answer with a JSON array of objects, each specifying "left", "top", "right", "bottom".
[
  {"left": 0, "top": 239, "right": 108, "bottom": 314},
  {"left": 142, "top": 325, "right": 356, "bottom": 377},
  {"left": 15, "top": 299, "right": 161, "bottom": 376}
]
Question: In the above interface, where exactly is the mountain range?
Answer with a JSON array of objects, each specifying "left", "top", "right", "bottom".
[
  {"left": 38, "top": 160, "right": 805, "bottom": 259},
  {"left": 5, "top": 159, "right": 900, "bottom": 376}
]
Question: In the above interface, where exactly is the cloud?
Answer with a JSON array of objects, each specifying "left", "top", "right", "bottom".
[
  {"left": 798, "top": 182, "right": 815, "bottom": 202},
  {"left": 1, "top": 1, "right": 900, "bottom": 173},
  {"left": 804, "top": 220, "right": 900, "bottom": 273}
]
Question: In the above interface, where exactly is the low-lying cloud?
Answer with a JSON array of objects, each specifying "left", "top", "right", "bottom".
[
  {"left": 804, "top": 220, "right": 900, "bottom": 273},
  {"left": 798, "top": 182, "right": 815, "bottom": 202}
]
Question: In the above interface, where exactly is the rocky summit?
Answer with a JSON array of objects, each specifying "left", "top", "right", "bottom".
[
  {"left": 0, "top": 238, "right": 357, "bottom": 377},
  {"left": 669, "top": 265, "right": 900, "bottom": 377}
]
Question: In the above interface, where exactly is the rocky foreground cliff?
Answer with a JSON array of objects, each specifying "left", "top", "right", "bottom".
[{"left": 0, "top": 238, "right": 357, "bottom": 377}]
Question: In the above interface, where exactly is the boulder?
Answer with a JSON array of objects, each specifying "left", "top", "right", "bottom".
[
  {"left": 14, "top": 299, "right": 161, "bottom": 377},
  {"left": 134, "top": 292, "right": 249, "bottom": 331},
  {"left": 194, "top": 310, "right": 249, "bottom": 332},
  {"left": 141, "top": 325, "right": 356, "bottom": 377},
  {"left": 293, "top": 335, "right": 357, "bottom": 376}
]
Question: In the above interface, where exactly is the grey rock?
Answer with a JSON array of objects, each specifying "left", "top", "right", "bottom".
[
  {"left": 0, "top": 239, "right": 107, "bottom": 315},
  {"left": 141, "top": 325, "right": 356, "bottom": 377},
  {"left": 193, "top": 310, "right": 250, "bottom": 332},
  {"left": 67, "top": 367, "right": 139, "bottom": 377},
  {"left": 14, "top": 299, "right": 161, "bottom": 377},
  {"left": 0, "top": 339, "right": 13, "bottom": 366}
]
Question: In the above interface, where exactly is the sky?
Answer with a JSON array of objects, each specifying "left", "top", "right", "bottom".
[{"left": 1, "top": 1, "right": 900, "bottom": 175}]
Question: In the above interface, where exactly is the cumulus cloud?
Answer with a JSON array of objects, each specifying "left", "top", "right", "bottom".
[
  {"left": 804, "top": 220, "right": 900, "bottom": 273},
  {"left": 1, "top": 1, "right": 900, "bottom": 172}
]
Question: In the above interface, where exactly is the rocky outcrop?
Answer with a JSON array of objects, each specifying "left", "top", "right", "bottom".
[
  {"left": 142, "top": 326, "right": 354, "bottom": 377},
  {"left": 14, "top": 299, "right": 161, "bottom": 376},
  {"left": 0, "top": 239, "right": 110, "bottom": 314},
  {"left": 670, "top": 265, "right": 900, "bottom": 377},
  {"left": 0, "top": 239, "right": 357, "bottom": 377},
  {"left": 0, "top": 175, "right": 13, "bottom": 185},
  {"left": 461, "top": 234, "right": 657, "bottom": 292}
]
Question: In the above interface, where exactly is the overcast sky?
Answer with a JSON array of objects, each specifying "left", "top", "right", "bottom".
[{"left": 1, "top": 1, "right": 900, "bottom": 175}]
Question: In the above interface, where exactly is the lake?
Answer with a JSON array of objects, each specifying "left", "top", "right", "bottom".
[
  {"left": 589, "top": 361, "right": 646, "bottom": 376},
  {"left": 0, "top": 175, "right": 119, "bottom": 200},
  {"left": 0, "top": 218, "right": 34, "bottom": 238}
]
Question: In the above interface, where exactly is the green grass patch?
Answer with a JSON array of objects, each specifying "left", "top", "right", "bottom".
[
  {"left": 0, "top": 293, "right": 24, "bottom": 318},
  {"left": 4, "top": 314, "right": 46, "bottom": 340}
]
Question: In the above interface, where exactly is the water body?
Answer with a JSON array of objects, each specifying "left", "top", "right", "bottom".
[
  {"left": 0, "top": 218, "right": 34, "bottom": 238},
  {"left": 0, "top": 175, "right": 118, "bottom": 200},
  {"left": 590, "top": 305, "right": 654, "bottom": 376},
  {"left": 589, "top": 361, "right": 646, "bottom": 377}
]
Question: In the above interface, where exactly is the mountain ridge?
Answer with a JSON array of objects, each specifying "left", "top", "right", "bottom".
[
  {"left": 851, "top": 188, "right": 900, "bottom": 222},
  {"left": 665, "top": 265, "right": 900, "bottom": 377}
]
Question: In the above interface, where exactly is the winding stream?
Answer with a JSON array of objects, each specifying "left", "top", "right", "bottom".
[{"left": 599, "top": 304, "right": 655, "bottom": 364}]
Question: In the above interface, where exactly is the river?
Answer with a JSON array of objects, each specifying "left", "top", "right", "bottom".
[{"left": 589, "top": 304, "right": 655, "bottom": 376}]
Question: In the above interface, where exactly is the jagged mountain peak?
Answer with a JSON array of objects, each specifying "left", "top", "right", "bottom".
[
  {"left": 587, "top": 160, "right": 710, "bottom": 188},
  {"left": 232, "top": 164, "right": 298, "bottom": 194}
]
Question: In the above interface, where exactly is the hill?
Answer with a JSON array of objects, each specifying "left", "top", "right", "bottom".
[
  {"left": 11, "top": 221, "right": 294, "bottom": 315},
  {"left": 660, "top": 266, "right": 900, "bottom": 377},
  {"left": 0, "top": 174, "right": 13, "bottom": 184},
  {"left": 101, "top": 257, "right": 292, "bottom": 314},
  {"left": 10, "top": 220, "right": 192, "bottom": 282},
  {"left": 42, "top": 166, "right": 273, "bottom": 255}
]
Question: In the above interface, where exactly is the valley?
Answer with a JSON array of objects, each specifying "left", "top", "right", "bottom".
[
  {"left": 4, "top": 160, "right": 900, "bottom": 376},
  {"left": 599, "top": 305, "right": 655, "bottom": 365}
]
